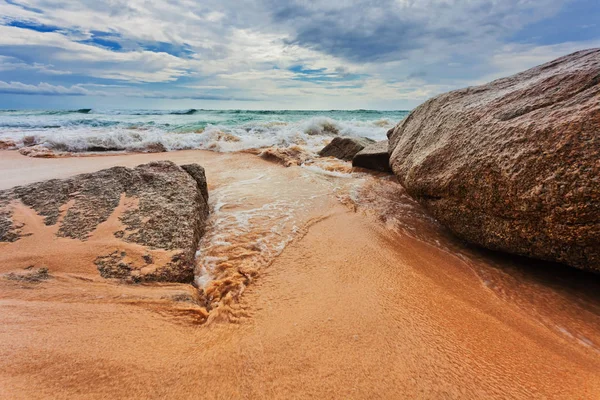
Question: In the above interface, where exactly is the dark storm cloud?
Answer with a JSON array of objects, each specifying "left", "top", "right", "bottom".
[
  {"left": 266, "top": 0, "right": 571, "bottom": 63},
  {"left": 268, "top": 0, "right": 468, "bottom": 62}
]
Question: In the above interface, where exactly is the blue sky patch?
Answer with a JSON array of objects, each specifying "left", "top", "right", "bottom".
[
  {"left": 289, "top": 65, "right": 366, "bottom": 84},
  {"left": 511, "top": 0, "right": 600, "bottom": 45},
  {"left": 78, "top": 32, "right": 123, "bottom": 51},
  {"left": 140, "top": 42, "right": 194, "bottom": 58},
  {"left": 289, "top": 65, "right": 327, "bottom": 74},
  {"left": 5, "top": 0, "right": 43, "bottom": 14},
  {"left": 6, "top": 19, "right": 61, "bottom": 33}
]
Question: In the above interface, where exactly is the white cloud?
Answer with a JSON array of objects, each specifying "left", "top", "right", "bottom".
[
  {"left": 0, "top": 26, "right": 191, "bottom": 83},
  {"left": 488, "top": 40, "right": 600, "bottom": 78},
  {"left": 0, "top": 55, "right": 71, "bottom": 75},
  {"left": 0, "top": 80, "right": 97, "bottom": 95},
  {"left": 0, "top": 0, "right": 597, "bottom": 108}
]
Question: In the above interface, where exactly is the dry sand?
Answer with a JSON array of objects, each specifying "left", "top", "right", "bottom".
[{"left": 1, "top": 149, "right": 599, "bottom": 399}]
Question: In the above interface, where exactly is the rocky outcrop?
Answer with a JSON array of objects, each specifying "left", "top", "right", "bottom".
[
  {"left": 319, "top": 137, "right": 375, "bottom": 161},
  {"left": 388, "top": 49, "right": 600, "bottom": 272},
  {"left": 0, "top": 161, "right": 209, "bottom": 282},
  {"left": 352, "top": 140, "right": 392, "bottom": 172}
]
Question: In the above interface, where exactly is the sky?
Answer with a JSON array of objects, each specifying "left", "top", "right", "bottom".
[{"left": 0, "top": 0, "right": 598, "bottom": 110}]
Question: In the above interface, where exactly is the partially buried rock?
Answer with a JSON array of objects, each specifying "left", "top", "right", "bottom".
[
  {"left": 352, "top": 140, "right": 392, "bottom": 172},
  {"left": 22, "top": 135, "right": 37, "bottom": 147},
  {"left": 0, "top": 139, "right": 16, "bottom": 150},
  {"left": 387, "top": 49, "right": 600, "bottom": 272},
  {"left": 0, "top": 161, "right": 210, "bottom": 282},
  {"left": 86, "top": 145, "right": 121, "bottom": 152},
  {"left": 142, "top": 142, "right": 167, "bottom": 153},
  {"left": 319, "top": 137, "right": 375, "bottom": 161},
  {"left": 18, "top": 145, "right": 59, "bottom": 158},
  {"left": 259, "top": 146, "right": 310, "bottom": 167}
]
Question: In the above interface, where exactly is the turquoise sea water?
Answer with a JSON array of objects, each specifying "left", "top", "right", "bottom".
[{"left": 0, "top": 109, "right": 409, "bottom": 153}]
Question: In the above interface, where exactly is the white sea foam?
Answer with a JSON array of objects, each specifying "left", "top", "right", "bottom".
[
  {"left": 301, "top": 165, "right": 354, "bottom": 178},
  {"left": 190, "top": 156, "right": 370, "bottom": 297},
  {"left": 0, "top": 110, "right": 407, "bottom": 155}
]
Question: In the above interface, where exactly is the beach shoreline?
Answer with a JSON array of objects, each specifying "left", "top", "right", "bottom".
[{"left": 1, "top": 148, "right": 600, "bottom": 398}]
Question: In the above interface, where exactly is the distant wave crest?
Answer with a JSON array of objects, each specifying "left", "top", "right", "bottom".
[{"left": 0, "top": 109, "right": 408, "bottom": 155}]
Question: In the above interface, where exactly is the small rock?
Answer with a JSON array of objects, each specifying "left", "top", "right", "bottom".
[
  {"left": 142, "top": 254, "right": 154, "bottom": 264},
  {"left": 259, "top": 146, "right": 311, "bottom": 167},
  {"left": 87, "top": 145, "right": 120, "bottom": 152},
  {"left": 19, "top": 145, "right": 58, "bottom": 158},
  {"left": 22, "top": 136, "right": 37, "bottom": 147},
  {"left": 144, "top": 142, "right": 168, "bottom": 153},
  {"left": 352, "top": 140, "right": 392, "bottom": 172},
  {"left": 319, "top": 137, "right": 375, "bottom": 161},
  {"left": 0, "top": 139, "right": 16, "bottom": 150}
]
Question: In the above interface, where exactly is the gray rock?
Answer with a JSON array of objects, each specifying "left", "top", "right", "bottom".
[
  {"left": 388, "top": 49, "right": 600, "bottom": 272},
  {"left": 0, "top": 161, "right": 210, "bottom": 282},
  {"left": 319, "top": 137, "right": 375, "bottom": 161},
  {"left": 181, "top": 164, "right": 209, "bottom": 204},
  {"left": 352, "top": 140, "right": 392, "bottom": 172}
]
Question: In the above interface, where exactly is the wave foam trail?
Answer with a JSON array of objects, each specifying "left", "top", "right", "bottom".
[{"left": 191, "top": 158, "right": 369, "bottom": 314}]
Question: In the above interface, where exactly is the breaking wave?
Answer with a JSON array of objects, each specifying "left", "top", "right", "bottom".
[{"left": 0, "top": 109, "right": 409, "bottom": 154}]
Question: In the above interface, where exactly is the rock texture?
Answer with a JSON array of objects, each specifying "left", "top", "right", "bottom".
[
  {"left": 352, "top": 140, "right": 392, "bottom": 172},
  {"left": 0, "top": 161, "right": 209, "bottom": 282},
  {"left": 388, "top": 49, "right": 600, "bottom": 272},
  {"left": 319, "top": 137, "right": 375, "bottom": 161}
]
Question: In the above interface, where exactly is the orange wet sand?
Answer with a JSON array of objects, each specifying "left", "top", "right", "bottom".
[{"left": 0, "top": 149, "right": 599, "bottom": 399}]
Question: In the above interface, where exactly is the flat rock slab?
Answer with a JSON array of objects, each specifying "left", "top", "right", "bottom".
[
  {"left": 388, "top": 49, "right": 600, "bottom": 272},
  {"left": 319, "top": 137, "right": 375, "bottom": 161},
  {"left": 0, "top": 161, "right": 209, "bottom": 282},
  {"left": 352, "top": 140, "right": 392, "bottom": 172}
]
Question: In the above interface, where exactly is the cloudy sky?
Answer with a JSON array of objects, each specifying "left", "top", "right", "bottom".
[{"left": 0, "top": 0, "right": 598, "bottom": 110}]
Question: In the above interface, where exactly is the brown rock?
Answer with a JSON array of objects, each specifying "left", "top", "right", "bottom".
[
  {"left": 259, "top": 146, "right": 311, "bottom": 167},
  {"left": 143, "top": 142, "right": 168, "bottom": 153},
  {"left": 0, "top": 161, "right": 210, "bottom": 282},
  {"left": 0, "top": 139, "right": 16, "bottom": 150},
  {"left": 22, "top": 135, "right": 37, "bottom": 147},
  {"left": 352, "top": 140, "right": 392, "bottom": 172},
  {"left": 86, "top": 145, "right": 121, "bottom": 152},
  {"left": 388, "top": 49, "right": 600, "bottom": 272},
  {"left": 319, "top": 137, "right": 375, "bottom": 161},
  {"left": 18, "top": 145, "right": 59, "bottom": 158}
]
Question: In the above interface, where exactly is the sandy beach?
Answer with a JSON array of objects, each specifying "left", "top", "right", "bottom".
[
  {"left": 1, "top": 0, "right": 598, "bottom": 395},
  {"left": 1, "top": 149, "right": 599, "bottom": 399}
]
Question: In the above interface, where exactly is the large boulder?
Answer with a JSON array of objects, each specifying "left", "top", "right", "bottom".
[
  {"left": 0, "top": 161, "right": 209, "bottom": 282},
  {"left": 388, "top": 49, "right": 600, "bottom": 272},
  {"left": 319, "top": 137, "right": 375, "bottom": 161},
  {"left": 352, "top": 140, "right": 392, "bottom": 172}
]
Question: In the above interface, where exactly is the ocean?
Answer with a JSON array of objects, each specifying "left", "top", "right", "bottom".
[{"left": 0, "top": 109, "right": 409, "bottom": 154}]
